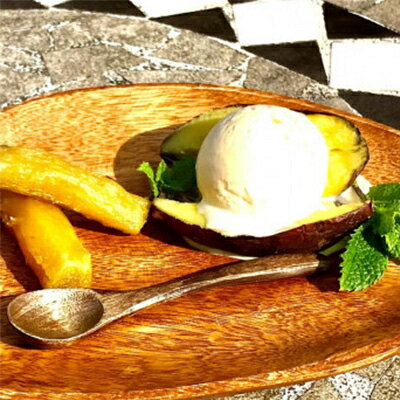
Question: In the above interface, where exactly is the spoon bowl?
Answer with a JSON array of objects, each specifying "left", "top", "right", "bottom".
[{"left": 8, "top": 289, "right": 104, "bottom": 340}]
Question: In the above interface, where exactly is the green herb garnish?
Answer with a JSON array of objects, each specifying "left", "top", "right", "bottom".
[
  {"left": 385, "top": 217, "right": 400, "bottom": 259},
  {"left": 367, "top": 182, "right": 400, "bottom": 202},
  {"left": 137, "top": 156, "right": 200, "bottom": 202},
  {"left": 339, "top": 221, "right": 388, "bottom": 291},
  {"left": 339, "top": 182, "right": 400, "bottom": 291},
  {"left": 137, "top": 161, "right": 161, "bottom": 198}
]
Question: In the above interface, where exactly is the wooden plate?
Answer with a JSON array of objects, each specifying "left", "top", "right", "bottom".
[{"left": 1, "top": 84, "right": 399, "bottom": 400}]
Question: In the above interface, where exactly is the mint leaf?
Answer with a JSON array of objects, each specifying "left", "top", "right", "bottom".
[
  {"left": 385, "top": 216, "right": 400, "bottom": 259},
  {"left": 160, "top": 156, "right": 196, "bottom": 193},
  {"left": 372, "top": 200, "right": 400, "bottom": 235},
  {"left": 340, "top": 221, "right": 388, "bottom": 291},
  {"left": 158, "top": 156, "right": 200, "bottom": 201},
  {"left": 137, "top": 156, "right": 200, "bottom": 201},
  {"left": 367, "top": 183, "right": 400, "bottom": 201},
  {"left": 137, "top": 161, "right": 159, "bottom": 198},
  {"left": 156, "top": 159, "right": 168, "bottom": 183}
]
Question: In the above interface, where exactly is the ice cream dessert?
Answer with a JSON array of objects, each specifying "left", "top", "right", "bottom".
[
  {"left": 151, "top": 104, "right": 371, "bottom": 256},
  {"left": 196, "top": 105, "right": 329, "bottom": 237}
]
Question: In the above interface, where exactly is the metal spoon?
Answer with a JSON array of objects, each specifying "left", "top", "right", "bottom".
[{"left": 7, "top": 253, "right": 330, "bottom": 347}]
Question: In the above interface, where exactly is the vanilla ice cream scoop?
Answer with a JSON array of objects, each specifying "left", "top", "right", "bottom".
[{"left": 196, "top": 105, "right": 329, "bottom": 237}]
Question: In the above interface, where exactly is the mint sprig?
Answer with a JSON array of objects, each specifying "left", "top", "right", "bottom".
[
  {"left": 339, "top": 221, "right": 388, "bottom": 291},
  {"left": 137, "top": 161, "right": 162, "bottom": 198},
  {"left": 367, "top": 183, "right": 400, "bottom": 202},
  {"left": 371, "top": 200, "right": 400, "bottom": 235},
  {"left": 385, "top": 216, "right": 400, "bottom": 259},
  {"left": 340, "top": 182, "right": 400, "bottom": 291},
  {"left": 137, "top": 156, "right": 200, "bottom": 201}
]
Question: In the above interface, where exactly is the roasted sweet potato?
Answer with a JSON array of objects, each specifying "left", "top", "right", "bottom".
[
  {"left": 0, "top": 146, "right": 150, "bottom": 234},
  {"left": 0, "top": 191, "right": 92, "bottom": 288}
]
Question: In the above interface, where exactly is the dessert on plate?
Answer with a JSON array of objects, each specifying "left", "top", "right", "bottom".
[{"left": 151, "top": 105, "right": 371, "bottom": 257}]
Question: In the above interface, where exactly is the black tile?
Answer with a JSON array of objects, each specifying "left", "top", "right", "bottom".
[
  {"left": 339, "top": 90, "right": 400, "bottom": 129},
  {"left": 56, "top": 0, "right": 144, "bottom": 16},
  {"left": 154, "top": 8, "right": 236, "bottom": 42},
  {"left": 245, "top": 42, "right": 327, "bottom": 84},
  {"left": 0, "top": 0, "right": 46, "bottom": 9},
  {"left": 323, "top": 2, "right": 398, "bottom": 39}
]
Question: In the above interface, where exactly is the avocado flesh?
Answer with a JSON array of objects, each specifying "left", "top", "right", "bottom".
[
  {"left": 153, "top": 199, "right": 206, "bottom": 228},
  {"left": 160, "top": 108, "right": 369, "bottom": 197},
  {"left": 306, "top": 114, "right": 369, "bottom": 197},
  {"left": 153, "top": 198, "right": 364, "bottom": 234},
  {"left": 161, "top": 107, "right": 241, "bottom": 162}
]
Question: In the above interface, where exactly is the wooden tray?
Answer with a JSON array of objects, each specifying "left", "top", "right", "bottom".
[{"left": 1, "top": 84, "right": 399, "bottom": 400}]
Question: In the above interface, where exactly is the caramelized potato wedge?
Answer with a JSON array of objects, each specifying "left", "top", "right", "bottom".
[
  {"left": 0, "top": 146, "right": 150, "bottom": 234},
  {"left": 1, "top": 191, "right": 91, "bottom": 288}
]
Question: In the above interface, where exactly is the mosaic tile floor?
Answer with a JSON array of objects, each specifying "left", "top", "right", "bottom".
[
  {"left": 2, "top": 0, "right": 399, "bottom": 127},
  {"left": 1, "top": 1, "right": 399, "bottom": 399}
]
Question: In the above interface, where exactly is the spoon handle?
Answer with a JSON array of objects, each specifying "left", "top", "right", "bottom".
[{"left": 98, "top": 253, "right": 330, "bottom": 325}]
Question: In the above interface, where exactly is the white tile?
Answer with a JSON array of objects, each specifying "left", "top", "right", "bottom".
[
  {"left": 330, "top": 39, "right": 400, "bottom": 91},
  {"left": 35, "top": 0, "right": 69, "bottom": 6},
  {"left": 222, "top": 3, "right": 239, "bottom": 39},
  {"left": 132, "top": 0, "right": 227, "bottom": 18},
  {"left": 233, "top": 0, "right": 322, "bottom": 46},
  {"left": 311, "top": 0, "right": 331, "bottom": 81},
  {"left": 329, "top": 373, "right": 375, "bottom": 400}
]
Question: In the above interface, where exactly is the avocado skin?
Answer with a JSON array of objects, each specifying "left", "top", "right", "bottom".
[{"left": 152, "top": 201, "right": 373, "bottom": 257}]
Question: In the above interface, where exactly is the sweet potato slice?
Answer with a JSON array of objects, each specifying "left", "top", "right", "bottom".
[
  {"left": 0, "top": 146, "right": 150, "bottom": 234},
  {"left": 1, "top": 191, "right": 91, "bottom": 288}
]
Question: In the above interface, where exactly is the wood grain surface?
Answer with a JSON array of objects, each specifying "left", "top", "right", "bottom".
[{"left": 0, "top": 83, "right": 399, "bottom": 400}]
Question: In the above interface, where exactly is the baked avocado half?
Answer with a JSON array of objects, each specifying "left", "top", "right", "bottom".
[{"left": 152, "top": 106, "right": 371, "bottom": 256}]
